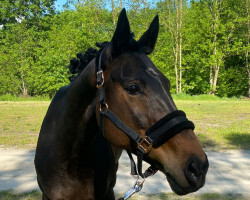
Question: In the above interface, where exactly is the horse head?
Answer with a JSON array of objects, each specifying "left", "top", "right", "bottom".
[{"left": 96, "top": 9, "right": 208, "bottom": 195}]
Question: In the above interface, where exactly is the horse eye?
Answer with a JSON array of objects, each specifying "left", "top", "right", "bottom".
[{"left": 126, "top": 84, "right": 141, "bottom": 95}]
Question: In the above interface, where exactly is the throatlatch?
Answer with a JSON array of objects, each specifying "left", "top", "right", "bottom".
[{"left": 95, "top": 46, "right": 195, "bottom": 200}]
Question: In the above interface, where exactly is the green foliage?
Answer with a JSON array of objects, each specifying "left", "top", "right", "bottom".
[{"left": 0, "top": 0, "right": 249, "bottom": 97}]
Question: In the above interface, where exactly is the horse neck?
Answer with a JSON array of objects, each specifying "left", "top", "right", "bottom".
[
  {"left": 66, "top": 58, "right": 124, "bottom": 164},
  {"left": 56, "top": 59, "right": 98, "bottom": 155}
]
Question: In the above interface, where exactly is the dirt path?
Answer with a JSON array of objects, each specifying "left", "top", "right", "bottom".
[{"left": 0, "top": 148, "right": 250, "bottom": 196}]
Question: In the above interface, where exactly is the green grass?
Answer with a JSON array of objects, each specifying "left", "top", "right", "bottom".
[
  {"left": 0, "top": 101, "right": 49, "bottom": 148},
  {"left": 0, "top": 191, "right": 41, "bottom": 200},
  {"left": 133, "top": 193, "right": 250, "bottom": 200},
  {"left": 0, "top": 94, "right": 50, "bottom": 101},
  {"left": 1, "top": 191, "right": 249, "bottom": 200},
  {"left": 172, "top": 93, "right": 243, "bottom": 101},
  {"left": 0, "top": 97, "right": 249, "bottom": 150},
  {"left": 174, "top": 99, "right": 250, "bottom": 150}
]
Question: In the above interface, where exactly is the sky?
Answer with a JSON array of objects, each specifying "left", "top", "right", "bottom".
[
  {"left": 55, "top": 0, "right": 68, "bottom": 10},
  {"left": 55, "top": 0, "right": 159, "bottom": 11}
]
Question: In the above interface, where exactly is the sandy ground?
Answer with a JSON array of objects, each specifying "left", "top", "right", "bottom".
[{"left": 0, "top": 148, "right": 250, "bottom": 197}]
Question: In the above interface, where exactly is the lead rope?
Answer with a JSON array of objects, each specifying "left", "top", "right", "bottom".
[
  {"left": 117, "top": 180, "right": 144, "bottom": 200},
  {"left": 117, "top": 151, "right": 158, "bottom": 200}
]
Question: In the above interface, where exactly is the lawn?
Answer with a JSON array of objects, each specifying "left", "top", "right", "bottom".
[
  {"left": 0, "top": 98, "right": 249, "bottom": 150},
  {"left": 0, "top": 191, "right": 41, "bottom": 200},
  {"left": 0, "top": 97, "right": 249, "bottom": 199},
  {"left": 0, "top": 101, "right": 49, "bottom": 148},
  {"left": 175, "top": 99, "right": 250, "bottom": 150}
]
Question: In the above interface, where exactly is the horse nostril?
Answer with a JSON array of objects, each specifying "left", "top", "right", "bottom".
[
  {"left": 189, "top": 161, "right": 200, "bottom": 183},
  {"left": 185, "top": 157, "right": 207, "bottom": 187}
]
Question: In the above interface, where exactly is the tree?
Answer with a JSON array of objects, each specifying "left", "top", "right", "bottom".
[
  {"left": 180, "top": 0, "right": 247, "bottom": 96},
  {"left": 156, "top": 0, "right": 187, "bottom": 94},
  {"left": 0, "top": 0, "right": 56, "bottom": 96},
  {"left": 31, "top": 2, "right": 112, "bottom": 96},
  {"left": 206, "top": 0, "right": 243, "bottom": 95},
  {"left": 111, "top": 0, "right": 123, "bottom": 25},
  {"left": 1, "top": 0, "right": 249, "bottom": 97}
]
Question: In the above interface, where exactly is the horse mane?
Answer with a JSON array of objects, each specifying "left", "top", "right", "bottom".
[
  {"left": 68, "top": 33, "right": 137, "bottom": 82},
  {"left": 68, "top": 47, "right": 98, "bottom": 82}
]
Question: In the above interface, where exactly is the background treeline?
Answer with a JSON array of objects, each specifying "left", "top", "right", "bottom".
[{"left": 0, "top": 0, "right": 249, "bottom": 98}]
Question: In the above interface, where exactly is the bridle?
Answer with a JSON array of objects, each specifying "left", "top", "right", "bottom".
[{"left": 95, "top": 46, "right": 195, "bottom": 199}]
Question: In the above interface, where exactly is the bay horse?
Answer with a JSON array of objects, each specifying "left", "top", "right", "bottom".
[{"left": 35, "top": 9, "right": 208, "bottom": 200}]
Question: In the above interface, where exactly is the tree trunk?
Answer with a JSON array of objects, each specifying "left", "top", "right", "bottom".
[
  {"left": 174, "top": 44, "right": 179, "bottom": 94},
  {"left": 21, "top": 77, "right": 28, "bottom": 96},
  {"left": 120, "top": 0, "right": 122, "bottom": 9},
  {"left": 211, "top": 41, "right": 218, "bottom": 95},
  {"left": 179, "top": 42, "right": 182, "bottom": 93},
  {"left": 166, "top": 0, "right": 179, "bottom": 93},
  {"left": 209, "top": 0, "right": 220, "bottom": 95},
  {"left": 179, "top": 0, "right": 183, "bottom": 93},
  {"left": 246, "top": 0, "right": 250, "bottom": 97},
  {"left": 20, "top": 42, "right": 28, "bottom": 96},
  {"left": 174, "top": 0, "right": 179, "bottom": 94},
  {"left": 209, "top": 66, "right": 213, "bottom": 86},
  {"left": 111, "top": 0, "right": 123, "bottom": 26},
  {"left": 111, "top": 0, "right": 116, "bottom": 26},
  {"left": 246, "top": 50, "right": 250, "bottom": 97},
  {"left": 212, "top": 66, "right": 219, "bottom": 95}
]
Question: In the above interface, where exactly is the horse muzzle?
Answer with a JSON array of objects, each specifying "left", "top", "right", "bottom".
[{"left": 166, "top": 153, "right": 209, "bottom": 195}]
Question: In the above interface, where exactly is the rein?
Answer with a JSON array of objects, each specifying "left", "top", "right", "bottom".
[{"left": 95, "top": 47, "right": 195, "bottom": 199}]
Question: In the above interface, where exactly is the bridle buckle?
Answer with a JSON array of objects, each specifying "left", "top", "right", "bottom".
[
  {"left": 96, "top": 70, "right": 104, "bottom": 88},
  {"left": 138, "top": 137, "right": 152, "bottom": 154}
]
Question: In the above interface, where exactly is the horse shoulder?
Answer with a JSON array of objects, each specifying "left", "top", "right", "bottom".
[{"left": 35, "top": 85, "right": 98, "bottom": 199}]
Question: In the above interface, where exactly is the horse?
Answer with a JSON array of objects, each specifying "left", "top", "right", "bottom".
[{"left": 35, "top": 9, "right": 209, "bottom": 200}]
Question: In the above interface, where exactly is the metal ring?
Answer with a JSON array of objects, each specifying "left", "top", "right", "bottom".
[
  {"left": 100, "top": 103, "right": 108, "bottom": 112},
  {"left": 130, "top": 174, "right": 139, "bottom": 180}
]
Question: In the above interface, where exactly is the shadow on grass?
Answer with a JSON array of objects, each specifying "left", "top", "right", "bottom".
[
  {"left": 146, "top": 193, "right": 249, "bottom": 200},
  {"left": 197, "top": 134, "right": 218, "bottom": 149},
  {"left": 198, "top": 193, "right": 249, "bottom": 200},
  {"left": 0, "top": 190, "right": 41, "bottom": 200},
  {"left": 225, "top": 133, "right": 250, "bottom": 149}
]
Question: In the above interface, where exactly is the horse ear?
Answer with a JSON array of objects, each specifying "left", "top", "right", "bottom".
[
  {"left": 111, "top": 8, "right": 131, "bottom": 56},
  {"left": 138, "top": 15, "right": 159, "bottom": 55}
]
